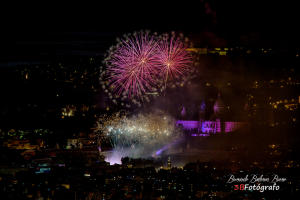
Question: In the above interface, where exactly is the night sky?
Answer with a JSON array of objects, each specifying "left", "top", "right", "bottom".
[
  {"left": 1, "top": 2, "right": 300, "bottom": 199},
  {"left": 0, "top": 1, "right": 299, "bottom": 127},
  {"left": 1, "top": 1, "right": 300, "bottom": 63}
]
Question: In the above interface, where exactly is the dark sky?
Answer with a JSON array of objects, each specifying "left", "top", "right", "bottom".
[{"left": 1, "top": 1, "right": 299, "bottom": 62}]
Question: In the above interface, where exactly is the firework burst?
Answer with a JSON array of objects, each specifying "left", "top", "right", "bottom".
[
  {"left": 156, "top": 34, "right": 192, "bottom": 85},
  {"left": 107, "top": 31, "right": 160, "bottom": 98},
  {"left": 101, "top": 31, "right": 196, "bottom": 107}
]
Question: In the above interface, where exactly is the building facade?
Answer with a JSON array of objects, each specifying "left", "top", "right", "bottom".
[{"left": 176, "top": 94, "right": 245, "bottom": 136}]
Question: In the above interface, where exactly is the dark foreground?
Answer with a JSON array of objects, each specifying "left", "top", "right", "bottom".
[{"left": 1, "top": 145, "right": 299, "bottom": 200}]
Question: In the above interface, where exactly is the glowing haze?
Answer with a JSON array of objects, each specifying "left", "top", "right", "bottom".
[{"left": 96, "top": 110, "right": 182, "bottom": 164}]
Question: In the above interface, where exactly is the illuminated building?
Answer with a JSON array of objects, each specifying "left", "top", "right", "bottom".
[
  {"left": 176, "top": 93, "right": 245, "bottom": 136},
  {"left": 167, "top": 156, "right": 172, "bottom": 169},
  {"left": 61, "top": 105, "right": 76, "bottom": 117}
]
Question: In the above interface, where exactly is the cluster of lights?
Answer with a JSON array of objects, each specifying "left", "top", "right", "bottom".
[
  {"left": 0, "top": 129, "right": 52, "bottom": 140},
  {"left": 260, "top": 48, "right": 273, "bottom": 54},
  {"left": 61, "top": 105, "right": 76, "bottom": 118},
  {"left": 269, "top": 98, "right": 299, "bottom": 111},
  {"left": 61, "top": 104, "right": 92, "bottom": 118},
  {"left": 253, "top": 77, "right": 300, "bottom": 89},
  {"left": 18, "top": 61, "right": 100, "bottom": 92},
  {"left": 187, "top": 47, "right": 229, "bottom": 56},
  {"left": 186, "top": 47, "right": 275, "bottom": 56},
  {"left": 247, "top": 93, "right": 299, "bottom": 124},
  {"left": 204, "top": 82, "right": 232, "bottom": 87}
]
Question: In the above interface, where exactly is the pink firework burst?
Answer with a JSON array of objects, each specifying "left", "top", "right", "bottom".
[
  {"left": 156, "top": 36, "right": 192, "bottom": 83},
  {"left": 107, "top": 32, "right": 160, "bottom": 98}
]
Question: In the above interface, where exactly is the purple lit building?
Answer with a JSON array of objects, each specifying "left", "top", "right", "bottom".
[{"left": 176, "top": 93, "right": 245, "bottom": 136}]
